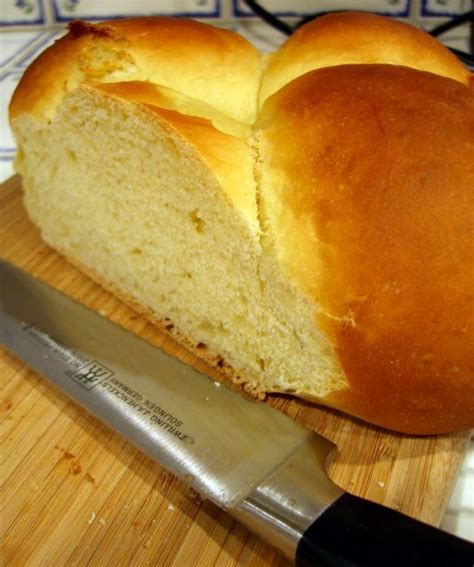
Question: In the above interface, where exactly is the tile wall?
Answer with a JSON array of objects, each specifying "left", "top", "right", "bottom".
[{"left": 0, "top": 1, "right": 472, "bottom": 29}]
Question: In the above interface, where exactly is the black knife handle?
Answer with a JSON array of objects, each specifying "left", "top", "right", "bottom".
[{"left": 296, "top": 493, "right": 474, "bottom": 567}]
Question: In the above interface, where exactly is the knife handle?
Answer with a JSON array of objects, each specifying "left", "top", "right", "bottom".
[{"left": 296, "top": 492, "right": 474, "bottom": 567}]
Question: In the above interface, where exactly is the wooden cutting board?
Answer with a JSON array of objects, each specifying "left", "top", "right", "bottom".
[{"left": 1, "top": 175, "right": 470, "bottom": 566}]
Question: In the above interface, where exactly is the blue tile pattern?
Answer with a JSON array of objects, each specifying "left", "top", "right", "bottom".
[
  {"left": 0, "top": 0, "right": 471, "bottom": 30},
  {"left": 0, "top": 0, "right": 45, "bottom": 26},
  {"left": 233, "top": 0, "right": 411, "bottom": 18},
  {"left": 14, "top": 30, "right": 65, "bottom": 67},
  {"left": 0, "top": 72, "right": 23, "bottom": 154},
  {"left": 0, "top": 31, "right": 44, "bottom": 66},
  {"left": 51, "top": 0, "right": 221, "bottom": 21},
  {"left": 422, "top": 0, "right": 470, "bottom": 17}
]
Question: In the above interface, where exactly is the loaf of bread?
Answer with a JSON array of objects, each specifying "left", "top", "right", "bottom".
[{"left": 9, "top": 13, "right": 473, "bottom": 434}]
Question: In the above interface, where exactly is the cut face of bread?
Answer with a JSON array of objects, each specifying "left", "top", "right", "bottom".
[
  {"left": 9, "top": 14, "right": 474, "bottom": 434},
  {"left": 13, "top": 84, "right": 346, "bottom": 402}
]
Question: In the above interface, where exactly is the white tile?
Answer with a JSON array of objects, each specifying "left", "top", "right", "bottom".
[
  {"left": 234, "top": 0, "right": 411, "bottom": 17},
  {"left": 464, "top": 440, "right": 474, "bottom": 469},
  {"left": 0, "top": 72, "right": 22, "bottom": 153},
  {"left": 446, "top": 469, "right": 474, "bottom": 510},
  {"left": 0, "top": 0, "right": 44, "bottom": 25},
  {"left": 422, "top": 0, "right": 471, "bottom": 16},
  {"left": 0, "top": 157, "right": 15, "bottom": 183},
  {"left": 0, "top": 31, "right": 43, "bottom": 67},
  {"left": 15, "top": 30, "right": 65, "bottom": 68},
  {"left": 234, "top": 20, "right": 285, "bottom": 52},
  {"left": 443, "top": 442, "right": 474, "bottom": 541},
  {"left": 51, "top": 0, "right": 220, "bottom": 21},
  {"left": 441, "top": 511, "right": 474, "bottom": 543}
]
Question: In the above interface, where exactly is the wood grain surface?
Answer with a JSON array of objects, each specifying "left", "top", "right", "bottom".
[{"left": 1, "top": 175, "right": 470, "bottom": 566}]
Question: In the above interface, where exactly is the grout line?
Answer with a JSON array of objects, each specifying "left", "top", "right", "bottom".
[{"left": 0, "top": 30, "right": 54, "bottom": 72}]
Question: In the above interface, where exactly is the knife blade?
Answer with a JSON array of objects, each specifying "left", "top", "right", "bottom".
[{"left": 1, "top": 259, "right": 472, "bottom": 566}]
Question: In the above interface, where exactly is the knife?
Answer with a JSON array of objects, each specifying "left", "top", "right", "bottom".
[{"left": 1, "top": 259, "right": 472, "bottom": 566}]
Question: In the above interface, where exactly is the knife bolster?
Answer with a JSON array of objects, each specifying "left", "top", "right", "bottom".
[{"left": 230, "top": 435, "right": 343, "bottom": 562}]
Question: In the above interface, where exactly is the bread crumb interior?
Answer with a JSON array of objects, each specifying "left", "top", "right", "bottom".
[{"left": 12, "top": 30, "right": 348, "bottom": 399}]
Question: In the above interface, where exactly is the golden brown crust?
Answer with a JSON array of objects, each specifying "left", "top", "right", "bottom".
[
  {"left": 9, "top": 17, "right": 262, "bottom": 125},
  {"left": 260, "top": 12, "right": 470, "bottom": 105},
  {"left": 9, "top": 15, "right": 474, "bottom": 434},
  {"left": 257, "top": 64, "right": 474, "bottom": 434},
  {"left": 12, "top": 13, "right": 468, "bottom": 127}
]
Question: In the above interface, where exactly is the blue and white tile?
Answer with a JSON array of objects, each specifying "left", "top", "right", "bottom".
[
  {"left": 233, "top": 0, "right": 411, "bottom": 18},
  {"left": 0, "top": 0, "right": 45, "bottom": 26},
  {"left": 51, "top": 0, "right": 220, "bottom": 21},
  {"left": 234, "top": 20, "right": 284, "bottom": 52},
  {"left": 0, "top": 30, "right": 55, "bottom": 68},
  {"left": 0, "top": 31, "right": 39, "bottom": 67},
  {"left": 0, "top": 71, "right": 22, "bottom": 154},
  {"left": 421, "top": 0, "right": 472, "bottom": 17},
  {"left": 14, "top": 30, "right": 65, "bottom": 68}
]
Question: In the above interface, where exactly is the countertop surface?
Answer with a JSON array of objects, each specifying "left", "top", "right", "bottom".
[{"left": 0, "top": 21, "right": 472, "bottom": 545}]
